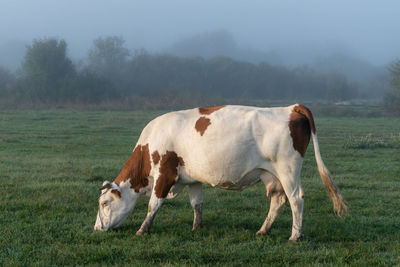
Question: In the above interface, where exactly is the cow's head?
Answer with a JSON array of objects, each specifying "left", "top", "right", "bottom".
[{"left": 94, "top": 181, "right": 139, "bottom": 231}]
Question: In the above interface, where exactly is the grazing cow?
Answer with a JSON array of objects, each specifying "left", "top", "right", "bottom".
[{"left": 94, "top": 104, "right": 347, "bottom": 241}]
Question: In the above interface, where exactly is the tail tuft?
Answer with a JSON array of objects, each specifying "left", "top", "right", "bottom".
[{"left": 318, "top": 165, "right": 348, "bottom": 217}]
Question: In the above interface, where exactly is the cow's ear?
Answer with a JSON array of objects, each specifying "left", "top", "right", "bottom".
[{"left": 98, "top": 181, "right": 112, "bottom": 191}]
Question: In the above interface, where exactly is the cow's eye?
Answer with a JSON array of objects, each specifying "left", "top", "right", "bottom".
[{"left": 101, "top": 202, "right": 108, "bottom": 207}]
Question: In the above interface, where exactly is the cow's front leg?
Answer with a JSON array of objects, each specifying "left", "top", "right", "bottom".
[
  {"left": 137, "top": 153, "right": 181, "bottom": 235},
  {"left": 188, "top": 183, "right": 203, "bottom": 230},
  {"left": 136, "top": 192, "right": 164, "bottom": 236}
]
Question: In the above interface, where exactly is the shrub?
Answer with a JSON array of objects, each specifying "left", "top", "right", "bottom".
[
  {"left": 343, "top": 134, "right": 399, "bottom": 149},
  {"left": 383, "top": 92, "right": 400, "bottom": 116}
]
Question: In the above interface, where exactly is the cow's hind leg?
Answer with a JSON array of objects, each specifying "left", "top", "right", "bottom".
[
  {"left": 188, "top": 182, "right": 203, "bottom": 230},
  {"left": 257, "top": 172, "right": 287, "bottom": 235},
  {"left": 257, "top": 192, "right": 287, "bottom": 235},
  {"left": 276, "top": 164, "right": 305, "bottom": 242}
]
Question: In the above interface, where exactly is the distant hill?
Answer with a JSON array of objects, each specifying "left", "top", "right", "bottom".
[
  {"left": 312, "top": 53, "right": 386, "bottom": 82},
  {"left": 166, "top": 30, "right": 283, "bottom": 65},
  {"left": 311, "top": 53, "right": 391, "bottom": 98}
]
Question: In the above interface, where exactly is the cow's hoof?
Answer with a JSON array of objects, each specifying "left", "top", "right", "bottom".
[
  {"left": 136, "top": 229, "right": 148, "bottom": 236},
  {"left": 256, "top": 230, "right": 270, "bottom": 236},
  {"left": 135, "top": 230, "right": 143, "bottom": 236},
  {"left": 192, "top": 225, "right": 203, "bottom": 231},
  {"left": 288, "top": 234, "right": 303, "bottom": 242}
]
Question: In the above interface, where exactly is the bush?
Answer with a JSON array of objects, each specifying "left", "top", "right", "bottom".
[
  {"left": 343, "top": 133, "right": 399, "bottom": 149},
  {"left": 383, "top": 92, "right": 400, "bottom": 116}
]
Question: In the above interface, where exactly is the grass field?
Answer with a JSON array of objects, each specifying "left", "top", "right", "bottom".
[{"left": 0, "top": 109, "right": 399, "bottom": 266}]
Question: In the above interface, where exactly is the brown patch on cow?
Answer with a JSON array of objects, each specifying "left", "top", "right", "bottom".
[
  {"left": 292, "top": 104, "right": 316, "bottom": 134},
  {"left": 195, "top": 116, "right": 211, "bottom": 136},
  {"left": 111, "top": 189, "right": 121, "bottom": 199},
  {"left": 152, "top": 150, "right": 160, "bottom": 165},
  {"left": 289, "top": 108, "right": 311, "bottom": 157},
  {"left": 198, "top": 105, "right": 225, "bottom": 115},
  {"left": 114, "top": 144, "right": 151, "bottom": 192},
  {"left": 154, "top": 151, "right": 183, "bottom": 198}
]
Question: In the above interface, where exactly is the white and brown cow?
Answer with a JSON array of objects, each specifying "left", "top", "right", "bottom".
[{"left": 94, "top": 104, "right": 347, "bottom": 241}]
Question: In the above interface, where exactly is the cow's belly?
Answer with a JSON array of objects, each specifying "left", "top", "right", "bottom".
[
  {"left": 176, "top": 136, "right": 277, "bottom": 190},
  {"left": 179, "top": 164, "right": 266, "bottom": 191},
  {"left": 214, "top": 168, "right": 263, "bottom": 191}
]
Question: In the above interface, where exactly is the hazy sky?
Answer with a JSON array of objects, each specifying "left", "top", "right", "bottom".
[{"left": 1, "top": 0, "right": 399, "bottom": 67}]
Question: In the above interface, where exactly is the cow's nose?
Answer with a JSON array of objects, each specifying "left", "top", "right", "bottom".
[{"left": 94, "top": 225, "right": 101, "bottom": 231}]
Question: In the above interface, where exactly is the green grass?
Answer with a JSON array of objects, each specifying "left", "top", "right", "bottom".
[{"left": 0, "top": 110, "right": 399, "bottom": 266}]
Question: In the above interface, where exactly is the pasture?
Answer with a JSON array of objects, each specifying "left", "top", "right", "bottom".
[{"left": 0, "top": 109, "right": 399, "bottom": 266}]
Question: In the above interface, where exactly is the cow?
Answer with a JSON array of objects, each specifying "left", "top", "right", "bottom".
[{"left": 94, "top": 104, "right": 347, "bottom": 241}]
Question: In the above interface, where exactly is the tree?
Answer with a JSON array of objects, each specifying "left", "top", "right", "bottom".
[
  {"left": 22, "top": 38, "right": 75, "bottom": 102},
  {"left": 87, "top": 36, "right": 129, "bottom": 85},
  {"left": 383, "top": 60, "right": 400, "bottom": 115}
]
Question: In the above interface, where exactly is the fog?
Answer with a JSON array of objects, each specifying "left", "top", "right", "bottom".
[
  {"left": 1, "top": 0, "right": 399, "bottom": 75},
  {"left": 1, "top": 1, "right": 399, "bottom": 66}
]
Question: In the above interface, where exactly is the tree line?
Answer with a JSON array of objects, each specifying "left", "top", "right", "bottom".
[{"left": 0, "top": 36, "right": 396, "bottom": 109}]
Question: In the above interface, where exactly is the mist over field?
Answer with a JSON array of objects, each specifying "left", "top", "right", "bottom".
[
  {"left": 2, "top": 1, "right": 400, "bottom": 65},
  {"left": 1, "top": 0, "right": 400, "bottom": 109}
]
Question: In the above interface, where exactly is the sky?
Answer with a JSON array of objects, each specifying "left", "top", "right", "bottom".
[{"left": 0, "top": 0, "right": 399, "bottom": 69}]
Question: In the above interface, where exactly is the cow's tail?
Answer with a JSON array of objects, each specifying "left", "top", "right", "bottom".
[{"left": 294, "top": 105, "right": 348, "bottom": 217}]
